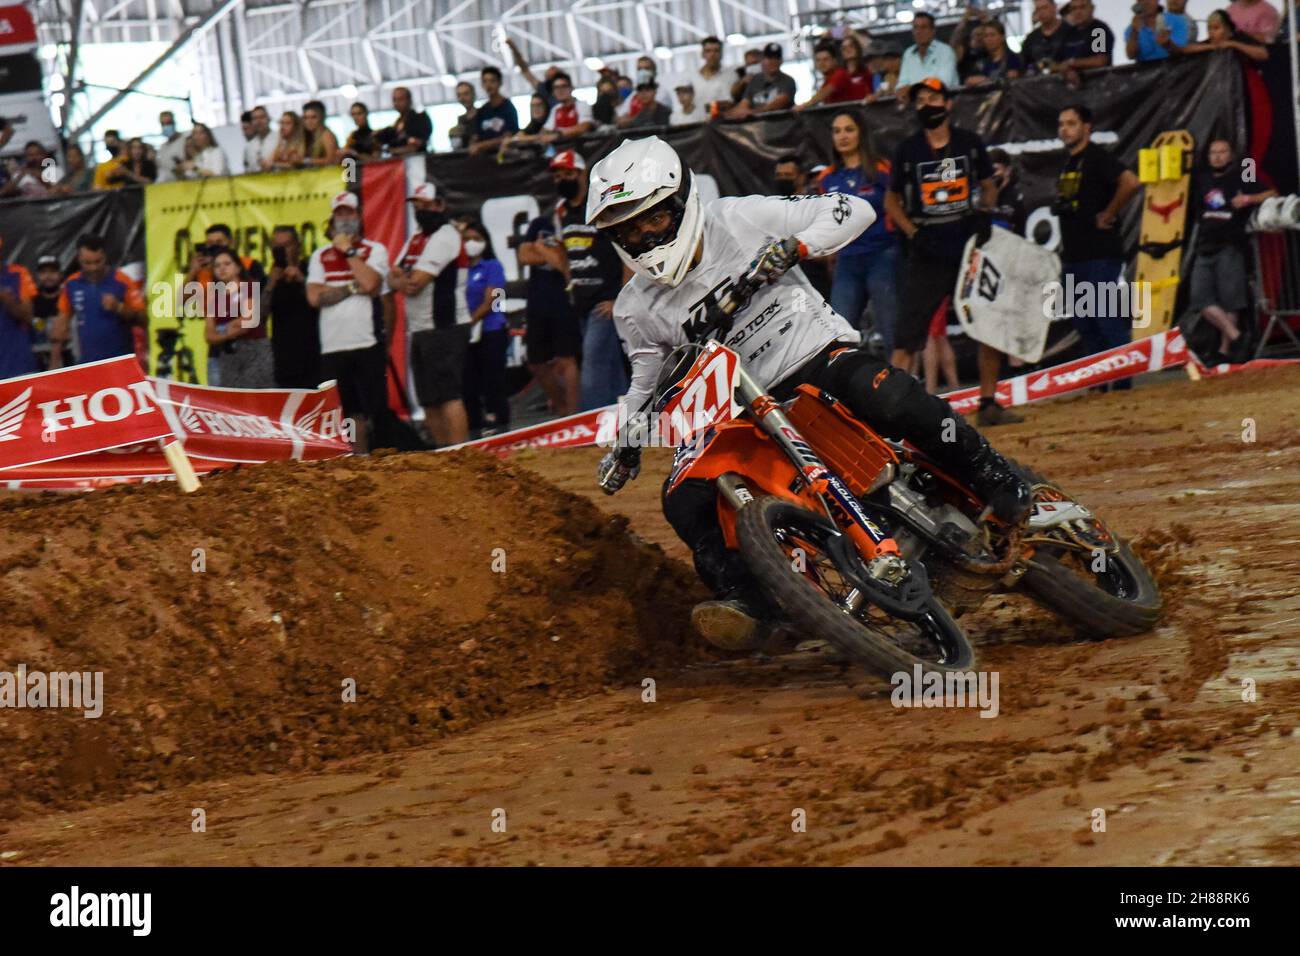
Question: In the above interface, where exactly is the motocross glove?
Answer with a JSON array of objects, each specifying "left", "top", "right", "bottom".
[
  {"left": 749, "top": 236, "right": 804, "bottom": 285},
  {"left": 596, "top": 446, "right": 642, "bottom": 495}
]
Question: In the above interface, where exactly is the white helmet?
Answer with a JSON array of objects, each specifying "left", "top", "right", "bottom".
[{"left": 586, "top": 136, "right": 703, "bottom": 287}]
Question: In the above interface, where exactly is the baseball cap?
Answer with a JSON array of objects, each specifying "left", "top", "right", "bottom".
[
  {"left": 909, "top": 76, "right": 950, "bottom": 101},
  {"left": 407, "top": 181, "right": 438, "bottom": 202},
  {"left": 331, "top": 191, "right": 360, "bottom": 211},
  {"left": 36, "top": 254, "right": 60, "bottom": 269},
  {"left": 762, "top": 42, "right": 783, "bottom": 60},
  {"left": 549, "top": 149, "right": 587, "bottom": 171}
]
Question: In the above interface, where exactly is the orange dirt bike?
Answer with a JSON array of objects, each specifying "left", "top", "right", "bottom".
[{"left": 629, "top": 261, "right": 1162, "bottom": 676}]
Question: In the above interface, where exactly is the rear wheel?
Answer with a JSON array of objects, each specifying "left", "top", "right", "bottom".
[
  {"left": 735, "top": 496, "right": 976, "bottom": 677},
  {"left": 1013, "top": 463, "right": 1162, "bottom": 638}
]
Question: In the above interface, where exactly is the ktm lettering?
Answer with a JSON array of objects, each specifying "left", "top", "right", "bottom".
[{"left": 37, "top": 382, "right": 158, "bottom": 433}]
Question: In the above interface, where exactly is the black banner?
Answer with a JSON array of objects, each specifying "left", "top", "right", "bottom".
[
  {"left": 427, "top": 51, "right": 1247, "bottom": 257},
  {"left": 0, "top": 187, "right": 145, "bottom": 273}
]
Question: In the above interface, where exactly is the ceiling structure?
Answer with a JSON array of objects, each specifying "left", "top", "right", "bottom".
[{"left": 31, "top": 0, "right": 1025, "bottom": 139}]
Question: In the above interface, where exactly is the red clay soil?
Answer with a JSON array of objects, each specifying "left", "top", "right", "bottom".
[
  {"left": 0, "top": 451, "right": 709, "bottom": 818},
  {"left": 2, "top": 365, "right": 1299, "bottom": 865}
]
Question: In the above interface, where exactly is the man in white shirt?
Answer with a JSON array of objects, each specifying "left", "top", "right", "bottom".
[
  {"left": 306, "top": 191, "right": 390, "bottom": 451},
  {"left": 675, "top": 35, "right": 735, "bottom": 115},
  {"left": 896, "top": 11, "right": 959, "bottom": 98},
  {"left": 387, "top": 181, "right": 472, "bottom": 446},
  {"left": 154, "top": 111, "right": 189, "bottom": 183},
  {"left": 243, "top": 106, "right": 276, "bottom": 173}
]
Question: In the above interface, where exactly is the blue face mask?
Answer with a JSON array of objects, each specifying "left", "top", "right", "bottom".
[{"left": 618, "top": 86, "right": 633, "bottom": 100}]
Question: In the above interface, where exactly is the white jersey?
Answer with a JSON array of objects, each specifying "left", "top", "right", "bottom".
[{"left": 614, "top": 192, "right": 874, "bottom": 413}]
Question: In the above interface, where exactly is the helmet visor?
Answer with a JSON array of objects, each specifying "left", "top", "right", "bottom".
[{"left": 602, "top": 195, "right": 685, "bottom": 258}]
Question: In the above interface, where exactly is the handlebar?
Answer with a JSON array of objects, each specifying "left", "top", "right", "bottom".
[{"left": 695, "top": 261, "right": 767, "bottom": 344}]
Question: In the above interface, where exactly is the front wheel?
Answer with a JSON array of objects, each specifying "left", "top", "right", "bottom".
[{"left": 735, "top": 496, "right": 976, "bottom": 677}]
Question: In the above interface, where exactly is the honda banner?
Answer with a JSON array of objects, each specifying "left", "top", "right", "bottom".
[
  {"left": 150, "top": 378, "right": 352, "bottom": 464},
  {"left": 0, "top": 357, "right": 176, "bottom": 471}
]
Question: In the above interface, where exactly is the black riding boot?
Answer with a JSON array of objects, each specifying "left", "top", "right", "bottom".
[{"left": 663, "top": 478, "right": 782, "bottom": 649}]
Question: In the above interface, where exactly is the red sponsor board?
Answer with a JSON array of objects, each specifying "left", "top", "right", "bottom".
[
  {"left": 0, "top": 357, "right": 176, "bottom": 471},
  {"left": 150, "top": 379, "right": 352, "bottom": 463},
  {"left": 0, "top": 445, "right": 233, "bottom": 490},
  {"left": 447, "top": 407, "right": 611, "bottom": 456}
]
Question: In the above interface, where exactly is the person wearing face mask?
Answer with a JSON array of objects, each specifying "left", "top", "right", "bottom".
[
  {"left": 92, "top": 130, "right": 128, "bottom": 190},
  {"left": 986, "top": 148, "right": 1027, "bottom": 234},
  {"left": 885, "top": 78, "right": 1020, "bottom": 426},
  {"left": 550, "top": 149, "right": 627, "bottom": 410},
  {"left": 155, "top": 111, "right": 190, "bottom": 183},
  {"left": 387, "top": 181, "right": 472, "bottom": 447},
  {"left": 1186, "top": 138, "right": 1274, "bottom": 363},
  {"left": 618, "top": 56, "right": 673, "bottom": 120},
  {"left": 306, "top": 192, "right": 390, "bottom": 451},
  {"left": 730, "top": 49, "right": 763, "bottom": 105},
  {"left": 772, "top": 157, "right": 833, "bottom": 301},
  {"left": 460, "top": 221, "right": 510, "bottom": 434}
]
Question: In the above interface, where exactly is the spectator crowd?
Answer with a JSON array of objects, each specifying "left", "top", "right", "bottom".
[{"left": 0, "top": 1, "right": 1287, "bottom": 444}]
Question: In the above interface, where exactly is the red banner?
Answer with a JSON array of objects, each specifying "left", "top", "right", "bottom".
[
  {"left": 447, "top": 407, "right": 612, "bottom": 456},
  {"left": 150, "top": 379, "right": 352, "bottom": 463},
  {"left": 360, "top": 159, "right": 410, "bottom": 417},
  {"left": 940, "top": 328, "right": 1192, "bottom": 415},
  {"left": 0, "top": 357, "right": 175, "bottom": 472},
  {"left": 0, "top": 5, "right": 37, "bottom": 48},
  {"left": 0, "top": 445, "right": 233, "bottom": 491}
]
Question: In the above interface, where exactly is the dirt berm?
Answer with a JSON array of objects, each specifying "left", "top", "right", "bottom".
[{"left": 0, "top": 451, "right": 711, "bottom": 818}]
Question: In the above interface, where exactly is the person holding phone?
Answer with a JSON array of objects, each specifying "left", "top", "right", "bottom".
[{"left": 267, "top": 225, "right": 320, "bottom": 389}]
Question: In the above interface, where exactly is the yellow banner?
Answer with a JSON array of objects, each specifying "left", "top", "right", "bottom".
[{"left": 144, "top": 167, "right": 347, "bottom": 382}]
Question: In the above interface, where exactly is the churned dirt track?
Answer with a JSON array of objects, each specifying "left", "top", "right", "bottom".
[{"left": 2, "top": 365, "right": 1299, "bottom": 866}]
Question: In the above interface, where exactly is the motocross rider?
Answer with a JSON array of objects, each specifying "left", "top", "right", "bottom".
[{"left": 589, "top": 135, "right": 1031, "bottom": 648}]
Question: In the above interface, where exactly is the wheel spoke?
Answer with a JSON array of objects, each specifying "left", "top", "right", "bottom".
[{"left": 770, "top": 512, "right": 961, "bottom": 665}]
